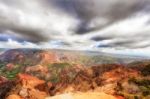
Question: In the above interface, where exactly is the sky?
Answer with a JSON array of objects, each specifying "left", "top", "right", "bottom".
[{"left": 0, "top": 0, "right": 150, "bottom": 57}]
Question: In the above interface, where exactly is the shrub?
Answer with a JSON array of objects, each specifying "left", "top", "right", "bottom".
[
  {"left": 141, "top": 64, "right": 150, "bottom": 76},
  {"left": 128, "top": 78, "right": 150, "bottom": 96}
]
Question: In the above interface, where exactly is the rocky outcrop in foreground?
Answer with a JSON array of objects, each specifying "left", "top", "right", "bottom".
[{"left": 46, "top": 92, "right": 117, "bottom": 99}]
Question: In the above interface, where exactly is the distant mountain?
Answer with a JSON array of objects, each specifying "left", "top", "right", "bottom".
[{"left": 0, "top": 48, "right": 147, "bottom": 66}]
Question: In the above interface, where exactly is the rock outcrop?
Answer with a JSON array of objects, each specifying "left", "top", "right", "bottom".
[{"left": 46, "top": 92, "right": 117, "bottom": 99}]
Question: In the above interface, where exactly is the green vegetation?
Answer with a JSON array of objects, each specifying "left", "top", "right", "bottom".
[
  {"left": 48, "top": 63, "right": 71, "bottom": 69},
  {"left": 141, "top": 64, "right": 150, "bottom": 76},
  {"left": 116, "top": 78, "right": 150, "bottom": 99},
  {"left": 77, "top": 55, "right": 118, "bottom": 66},
  {"left": 128, "top": 78, "right": 150, "bottom": 97},
  {"left": 0, "top": 62, "right": 21, "bottom": 80},
  {"left": 5, "top": 68, "right": 20, "bottom": 79},
  {"left": 48, "top": 62, "right": 73, "bottom": 83},
  {"left": 50, "top": 74, "right": 60, "bottom": 83}
]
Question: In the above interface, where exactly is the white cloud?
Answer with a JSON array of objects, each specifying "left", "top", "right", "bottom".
[
  {"left": 0, "top": 39, "right": 38, "bottom": 48},
  {"left": 0, "top": 0, "right": 150, "bottom": 57},
  {"left": 0, "top": 0, "right": 79, "bottom": 42}
]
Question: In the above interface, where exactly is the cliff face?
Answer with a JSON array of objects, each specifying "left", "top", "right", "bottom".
[
  {"left": 0, "top": 49, "right": 58, "bottom": 65},
  {"left": 0, "top": 49, "right": 149, "bottom": 99},
  {"left": 4, "top": 64, "right": 140, "bottom": 99},
  {"left": 6, "top": 74, "right": 49, "bottom": 99}
]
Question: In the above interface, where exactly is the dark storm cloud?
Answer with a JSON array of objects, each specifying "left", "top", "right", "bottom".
[
  {"left": 47, "top": 0, "right": 150, "bottom": 34},
  {"left": 11, "top": 28, "right": 50, "bottom": 42},
  {"left": 0, "top": 0, "right": 49, "bottom": 42},
  {"left": 88, "top": 15, "right": 150, "bottom": 49},
  {"left": 91, "top": 36, "right": 111, "bottom": 41},
  {"left": 0, "top": 0, "right": 77, "bottom": 43}
]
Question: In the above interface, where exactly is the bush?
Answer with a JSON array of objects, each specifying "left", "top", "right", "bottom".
[
  {"left": 48, "top": 63, "right": 71, "bottom": 69},
  {"left": 141, "top": 64, "right": 150, "bottom": 76},
  {"left": 128, "top": 78, "right": 150, "bottom": 96}
]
